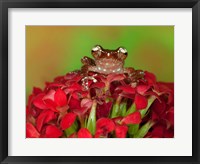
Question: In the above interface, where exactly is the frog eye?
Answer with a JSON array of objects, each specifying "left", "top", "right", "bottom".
[
  {"left": 118, "top": 47, "right": 128, "bottom": 56},
  {"left": 117, "top": 47, "right": 128, "bottom": 60},
  {"left": 91, "top": 45, "right": 102, "bottom": 58},
  {"left": 92, "top": 45, "right": 101, "bottom": 52}
]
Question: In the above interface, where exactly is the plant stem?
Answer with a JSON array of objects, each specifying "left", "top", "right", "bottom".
[
  {"left": 111, "top": 96, "right": 122, "bottom": 118},
  {"left": 87, "top": 100, "right": 97, "bottom": 135}
]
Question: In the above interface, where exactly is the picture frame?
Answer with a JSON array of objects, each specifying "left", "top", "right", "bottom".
[{"left": 0, "top": 0, "right": 199, "bottom": 163}]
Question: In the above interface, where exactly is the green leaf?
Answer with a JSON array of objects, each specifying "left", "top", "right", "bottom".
[
  {"left": 134, "top": 121, "right": 154, "bottom": 138},
  {"left": 64, "top": 121, "right": 78, "bottom": 137},
  {"left": 87, "top": 100, "right": 97, "bottom": 135},
  {"left": 84, "top": 116, "right": 88, "bottom": 128},
  {"left": 128, "top": 124, "right": 139, "bottom": 137},
  {"left": 140, "top": 96, "right": 156, "bottom": 118},
  {"left": 120, "top": 102, "right": 127, "bottom": 117},
  {"left": 126, "top": 103, "right": 136, "bottom": 116},
  {"left": 111, "top": 103, "right": 120, "bottom": 118},
  {"left": 111, "top": 96, "right": 122, "bottom": 118}
]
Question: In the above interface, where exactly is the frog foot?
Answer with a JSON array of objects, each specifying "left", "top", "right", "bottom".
[
  {"left": 81, "top": 75, "right": 98, "bottom": 90},
  {"left": 127, "top": 70, "right": 146, "bottom": 84}
]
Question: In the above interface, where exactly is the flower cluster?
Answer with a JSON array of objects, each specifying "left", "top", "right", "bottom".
[{"left": 26, "top": 70, "right": 174, "bottom": 138}]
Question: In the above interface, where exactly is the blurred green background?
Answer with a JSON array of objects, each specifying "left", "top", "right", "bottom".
[{"left": 26, "top": 26, "right": 174, "bottom": 99}]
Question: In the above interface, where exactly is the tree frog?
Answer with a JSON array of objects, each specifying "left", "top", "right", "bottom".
[{"left": 81, "top": 45, "right": 145, "bottom": 81}]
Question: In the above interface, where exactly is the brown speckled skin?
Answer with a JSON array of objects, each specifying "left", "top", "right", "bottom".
[{"left": 81, "top": 45, "right": 145, "bottom": 82}]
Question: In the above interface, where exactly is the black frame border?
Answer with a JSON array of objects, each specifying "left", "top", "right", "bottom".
[{"left": 0, "top": 0, "right": 199, "bottom": 164}]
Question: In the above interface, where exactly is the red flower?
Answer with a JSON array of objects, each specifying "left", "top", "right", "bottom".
[
  {"left": 95, "top": 118, "right": 115, "bottom": 138},
  {"left": 134, "top": 94, "right": 148, "bottom": 110},
  {"left": 96, "top": 102, "right": 113, "bottom": 119},
  {"left": 115, "top": 125, "right": 128, "bottom": 138},
  {"left": 68, "top": 97, "right": 81, "bottom": 110},
  {"left": 26, "top": 122, "right": 40, "bottom": 138},
  {"left": 146, "top": 123, "right": 174, "bottom": 138},
  {"left": 121, "top": 112, "right": 141, "bottom": 125},
  {"left": 60, "top": 113, "right": 77, "bottom": 130},
  {"left": 116, "top": 85, "right": 136, "bottom": 99},
  {"left": 68, "top": 97, "right": 92, "bottom": 115},
  {"left": 33, "top": 93, "right": 49, "bottom": 110},
  {"left": 104, "top": 73, "right": 126, "bottom": 84},
  {"left": 33, "top": 87, "right": 43, "bottom": 95},
  {"left": 36, "top": 110, "right": 56, "bottom": 132},
  {"left": 54, "top": 88, "right": 67, "bottom": 106},
  {"left": 44, "top": 125, "right": 63, "bottom": 138},
  {"left": 32, "top": 88, "right": 68, "bottom": 113},
  {"left": 90, "top": 82, "right": 105, "bottom": 89},
  {"left": 117, "top": 85, "right": 135, "bottom": 94},
  {"left": 64, "top": 83, "right": 83, "bottom": 94},
  {"left": 166, "top": 107, "right": 174, "bottom": 126},
  {"left": 26, "top": 61, "right": 174, "bottom": 138},
  {"left": 78, "top": 128, "right": 92, "bottom": 138},
  {"left": 144, "top": 71, "right": 157, "bottom": 86},
  {"left": 136, "top": 85, "right": 150, "bottom": 95}
]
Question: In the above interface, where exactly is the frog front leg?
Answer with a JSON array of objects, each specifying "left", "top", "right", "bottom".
[
  {"left": 81, "top": 56, "right": 96, "bottom": 75},
  {"left": 81, "top": 56, "right": 98, "bottom": 89},
  {"left": 124, "top": 67, "right": 145, "bottom": 83}
]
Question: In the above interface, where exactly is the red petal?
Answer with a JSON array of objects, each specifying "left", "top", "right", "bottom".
[
  {"left": 166, "top": 107, "right": 174, "bottom": 126},
  {"left": 77, "top": 128, "right": 92, "bottom": 138},
  {"left": 90, "top": 82, "right": 105, "bottom": 89},
  {"left": 94, "top": 131, "right": 103, "bottom": 138},
  {"left": 33, "top": 94, "right": 48, "bottom": 110},
  {"left": 164, "top": 128, "right": 174, "bottom": 138},
  {"left": 45, "top": 125, "right": 62, "bottom": 138},
  {"left": 122, "top": 112, "right": 141, "bottom": 124},
  {"left": 151, "top": 111, "right": 159, "bottom": 121},
  {"left": 68, "top": 97, "right": 81, "bottom": 110},
  {"left": 112, "top": 116, "right": 123, "bottom": 125},
  {"left": 151, "top": 99, "right": 166, "bottom": 115},
  {"left": 36, "top": 110, "right": 56, "bottom": 132},
  {"left": 135, "top": 94, "right": 148, "bottom": 110},
  {"left": 81, "top": 98, "right": 93, "bottom": 109},
  {"left": 136, "top": 85, "right": 150, "bottom": 95},
  {"left": 107, "top": 74, "right": 125, "bottom": 83},
  {"left": 43, "top": 99, "right": 58, "bottom": 112},
  {"left": 157, "top": 82, "right": 174, "bottom": 92},
  {"left": 26, "top": 122, "right": 40, "bottom": 138},
  {"left": 60, "top": 113, "right": 77, "bottom": 130},
  {"left": 115, "top": 125, "right": 128, "bottom": 138},
  {"left": 43, "top": 89, "right": 55, "bottom": 101},
  {"left": 64, "top": 83, "right": 82, "bottom": 94},
  {"left": 96, "top": 118, "right": 115, "bottom": 136},
  {"left": 96, "top": 102, "right": 113, "bottom": 119},
  {"left": 151, "top": 125, "right": 164, "bottom": 138},
  {"left": 144, "top": 71, "right": 156, "bottom": 85},
  {"left": 65, "top": 72, "right": 82, "bottom": 82},
  {"left": 116, "top": 85, "right": 135, "bottom": 94},
  {"left": 28, "top": 94, "right": 34, "bottom": 108},
  {"left": 119, "top": 93, "right": 135, "bottom": 99},
  {"left": 69, "top": 132, "right": 77, "bottom": 138},
  {"left": 72, "top": 98, "right": 93, "bottom": 115},
  {"left": 54, "top": 75, "right": 65, "bottom": 83},
  {"left": 33, "top": 87, "right": 42, "bottom": 95},
  {"left": 54, "top": 88, "right": 67, "bottom": 107}
]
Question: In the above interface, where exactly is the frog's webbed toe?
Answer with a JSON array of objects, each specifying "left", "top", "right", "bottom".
[
  {"left": 81, "top": 75, "right": 97, "bottom": 90},
  {"left": 123, "top": 67, "right": 135, "bottom": 75},
  {"left": 124, "top": 67, "right": 145, "bottom": 83}
]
